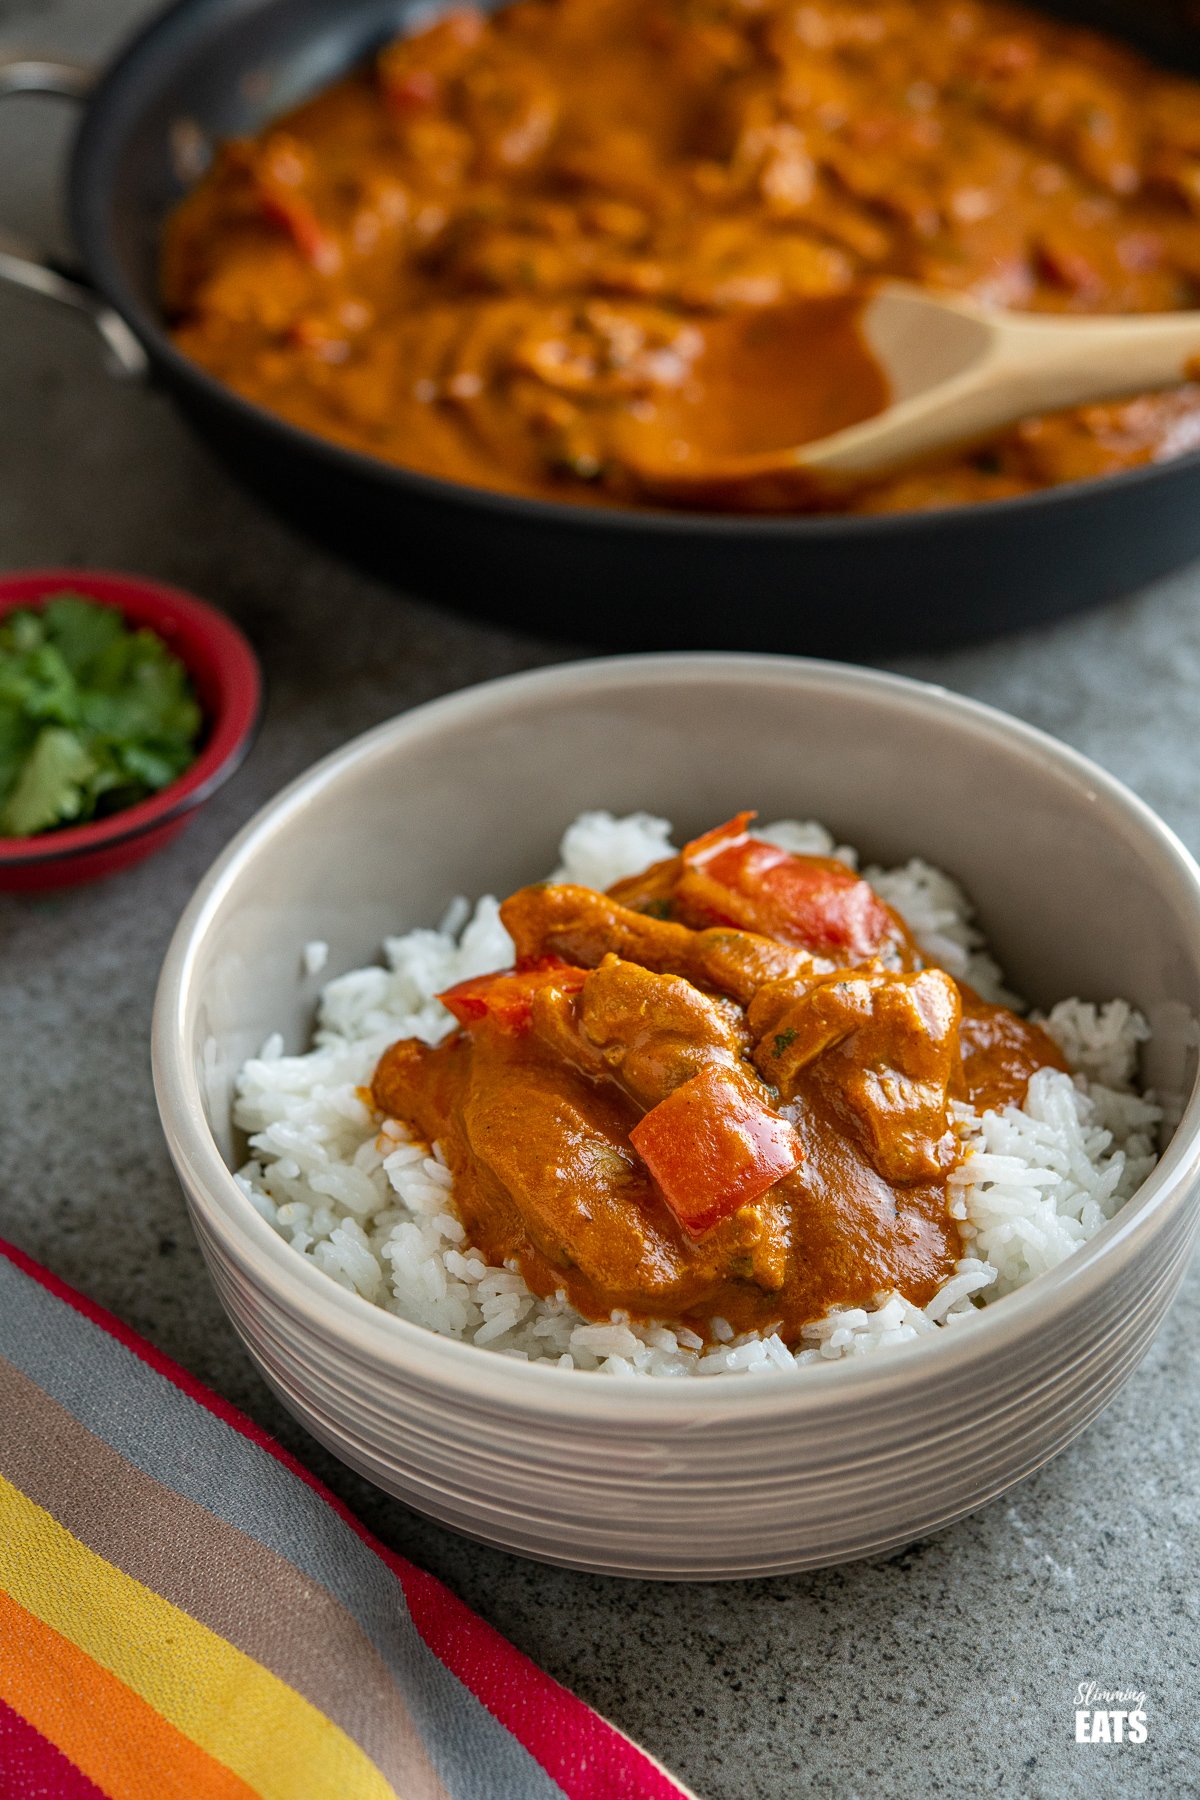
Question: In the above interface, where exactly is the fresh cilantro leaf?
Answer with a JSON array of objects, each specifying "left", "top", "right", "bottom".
[
  {"left": 1, "top": 726, "right": 97, "bottom": 835},
  {"left": 2, "top": 609, "right": 46, "bottom": 656},
  {"left": 114, "top": 741, "right": 194, "bottom": 790},
  {"left": 79, "top": 642, "right": 201, "bottom": 744},
  {"left": 40, "top": 594, "right": 126, "bottom": 679},
  {"left": 11, "top": 644, "right": 80, "bottom": 726}
]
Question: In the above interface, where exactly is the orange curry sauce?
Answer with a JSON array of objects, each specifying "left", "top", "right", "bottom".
[
  {"left": 370, "top": 818, "right": 1067, "bottom": 1345},
  {"left": 162, "top": 0, "right": 1200, "bottom": 514}
]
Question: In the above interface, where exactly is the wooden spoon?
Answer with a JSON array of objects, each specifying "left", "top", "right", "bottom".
[{"left": 628, "top": 283, "right": 1200, "bottom": 495}]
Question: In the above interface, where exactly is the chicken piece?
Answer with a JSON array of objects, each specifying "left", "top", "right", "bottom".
[
  {"left": 750, "top": 964, "right": 961, "bottom": 1183},
  {"left": 606, "top": 853, "right": 681, "bottom": 913},
  {"left": 529, "top": 951, "right": 753, "bottom": 1110},
  {"left": 500, "top": 882, "right": 816, "bottom": 1005},
  {"left": 373, "top": 1030, "right": 466, "bottom": 1127}
]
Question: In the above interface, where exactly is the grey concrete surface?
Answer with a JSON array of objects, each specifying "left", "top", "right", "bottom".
[{"left": 1, "top": 3, "right": 1198, "bottom": 1796}]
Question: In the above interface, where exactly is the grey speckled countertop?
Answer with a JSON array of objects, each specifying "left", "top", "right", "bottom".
[{"left": 1, "top": 3, "right": 1198, "bottom": 1795}]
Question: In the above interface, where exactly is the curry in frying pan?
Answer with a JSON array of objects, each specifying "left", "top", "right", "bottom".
[{"left": 162, "top": 0, "right": 1200, "bottom": 513}]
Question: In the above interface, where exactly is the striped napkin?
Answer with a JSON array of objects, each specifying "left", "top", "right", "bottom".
[{"left": 0, "top": 1238, "right": 693, "bottom": 1800}]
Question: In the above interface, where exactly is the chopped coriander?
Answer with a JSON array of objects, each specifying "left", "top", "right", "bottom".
[
  {"left": 0, "top": 593, "right": 203, "bottom": 838},
  {"left": 773, "top": 1027, "right": 798, "bottom": 1056}
]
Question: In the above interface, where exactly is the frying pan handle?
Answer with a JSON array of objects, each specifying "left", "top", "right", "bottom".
[{"left": 0, "top": 57, "right": 148, "bottom": 378}]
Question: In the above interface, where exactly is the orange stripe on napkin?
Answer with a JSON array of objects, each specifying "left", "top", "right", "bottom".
[{"left": 0, "top": 1587, "right": 255, "bottom": 1800}]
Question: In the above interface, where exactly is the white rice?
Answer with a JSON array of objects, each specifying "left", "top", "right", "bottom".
[{"left": 233, "top": 812, "right": 1163, "bottom": 1377}]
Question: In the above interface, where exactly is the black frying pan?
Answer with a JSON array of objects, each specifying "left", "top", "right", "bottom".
[{"left": 3, "top": 0, "right": 1200, "bottom": 656}]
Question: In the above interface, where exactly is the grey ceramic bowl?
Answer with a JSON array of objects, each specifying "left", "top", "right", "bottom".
[{"left": 153, "top": 654, "right": 1200, "bottom": 1579}]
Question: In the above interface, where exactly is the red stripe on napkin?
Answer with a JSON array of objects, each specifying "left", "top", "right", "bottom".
[{"left": 0, "top": 1698, "right": 109, "bottom": 1800}]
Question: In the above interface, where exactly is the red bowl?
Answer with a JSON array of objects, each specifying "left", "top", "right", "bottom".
[{"left": 0, "top": 569, "right": 261, "bottom": 891}]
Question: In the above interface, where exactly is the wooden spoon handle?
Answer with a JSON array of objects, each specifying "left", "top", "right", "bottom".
[{"left": 802, "top": 307, "right": 1200, "bottom": 476}]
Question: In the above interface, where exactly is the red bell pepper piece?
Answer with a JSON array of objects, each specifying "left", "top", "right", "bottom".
[
  {"left": 678, "top": 813, "right": 909, "bottom": 964},
  {"left": 381, "top": 67, "right": 441, "bottom": 114},
  {"left": 438, "top": 956, "right": 587, "bottom": 1032},
  {"left": 630, "top": 1063, "right": 801, "bottom": 1238},
  {"left": 256, "top": 183, "right": 337, "bottom": 271}
]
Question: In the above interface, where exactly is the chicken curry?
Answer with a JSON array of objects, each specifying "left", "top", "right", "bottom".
[
  {"left": 371, "top": 816, "right": 1066, "bottom": 1343},
  {"left": 162, "top": 0, "right": 1200, "bottom": 515}
]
